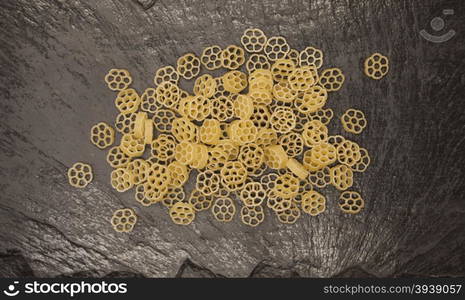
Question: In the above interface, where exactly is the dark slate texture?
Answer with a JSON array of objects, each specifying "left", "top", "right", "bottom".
[{"left": 0, "top": 0, "right": 464, "bottom": 278}]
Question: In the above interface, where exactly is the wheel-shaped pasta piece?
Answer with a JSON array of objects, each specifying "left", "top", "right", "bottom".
[
  {"left": 309, "top": 108, "right": 334, "bottom": 125},
  {"left": 273, "top": 173, "right": 300, "bottom": 199},
  {"left": 301, "top": 191, "right": 326, "bottom": 216},
  {"left": 90, "top": 122, "right": 115, "bottom": 149},
  {"left": 246, "top": 54, "right": 270, "bottom": 74},
  {"left": 211, "top": 197, "right": 236, "bottom": 222},
  {"left": 111, "top": 208, "right": 137, "bottom": 232},
  {"left": 152, "top": 109, "right": 176, "bottom": 133},
  {"left": 201, "top": 45, "right": 223, "bottom": 70},
  {"left": 115, "top": 112, "right": 136, "bottom": 134},
  {"left": 309, "top": 166, "right": 331, "bottom": 188},
  {"left": 255, "top": 128, "right": 278, "bottom": 147},
  {"left": 177, "top": 53, "right": 201, "bottom": 80},
  {"left": 302, "top": 120, "right": 328, "bottom": 147},
  {"left": 222, "top": 70, "right": 248, "bottom": 93},
  {"left": 68, "top": 162, "right": 93, "bottom": 188},
  {"left": 140, "top": 88, "right": 157, "bottom": 113},
  {"left": 288, "top": 66, "right": 319, "bottom": 91},
  {"left": 294, "top": 110, "right": 309, "bottom": 132},
  {"left": 330, "top": 164, "right": 354, "bottom": 191},
  {"left": 240, "top": 182, "right": 266, "bottom": 207},
  {"left": 264, "top": 144, "right": 288, "bottom": 169},
  {"left": 220, "top": 161, "right": 248, "bottom": 191},
  {"left": 199, "top": 119, "right": 221, "bottom": 145},
  {"left": 110, "top": 167, "right": 133, "bottom": 192},
  {"left": 233, "top": 94, "right": 254, "bottom": 120},
  {"left": 286, "top": 158, "right": 308, "bottom": 180},
  {"left": 174, "top": 141, "right": 196, "bottom": 165},
  {"left": 144, "top": 119, "right": 153, "bottom": 145},
  {"left": 260, "top": 172, "right": 279, "bottom": 191},
  {"left": 271, "top": 59, "right": 295, "bottom": 82},
  {"left": 339, "top": 191, "right": 364, "bottom": 214},
  {"left": 341, "top": 108, "right": 367, "bottom": 134},
  {"left": 120, "top": 134, "right": 145, "bottom": 157},
  {"left": 336, "top": 140, "right": 362, "bottom": 167},
  {"left": 167, "top": 161, "right": 189, "bottom": 187},
  {"left": 189, "top": 188, "right": 214, "bottom": 211},
  {"left": 241, "top": 205, "right": 265, "bottom": 227},
  {"left": 126, "top": 159, "right": 150, "bottom": 185},
  {"left": 272, "top": 81, "right": 298, "bottom": 103},
  {"left": 229, "top": 120, "right": 258, "bottom": 145},
  {"left": 270, "top": 106, "right": 296, "bottom": 134},
  {"left": 264, "top": 36, "right": 290, "bottom": 61},
  {"left": 241, "top": 28, "right": 267, "bottom": 53},
  {"left": 106, "top": 146, "right": 131, "bottom": 168},
  {"left": 299, "top": 46, "right": 324, "bottom": 69},
  {"left": 211, "top": 96, "right": 234, "bottom": 122},
  {"left": 278, "top": 132, "right": 304, "bottom": 157},
  {"left": 364, "top": 53, "right": 389, "bottom": 80},
  {"left": 250, "top": 104, "right": 271, "bottom": 128},
  {"left": 267, "top": 190, "right": 293, "bottom": 212},
  {"left": 221, "top": 45, "right": 245, "bottom": 70},
  {"left": 275, "top": 202, "right": 301, "bottom": 224},
  {"left": 154, "top": 65, "right": 179, "bottom": 85},
  {"left": 155, "top": 81, "right": 181, "bottom": 109},
  {"left": 294, "top": 85, "right": 328, "bottom": 114},
  {"left": 214, "top": 139, "right": 239, "bottom": 160},
  {"left": 105, "top": 69, "right": 132, "bottom": 91},
  {"left": 352, "top": 147, "right": 370, "bottom": 172},
  {"left": 194, "top": 74, "right": 217, "bottom": 98},
  {"left": 151, "top": 134, "right": 177, "bottom": 162},
  {"left": 319, "top": 68, "right": 345, "bottom": 92},
  {"left": 196, "top": 170, "right": 221, "bottom": 196},
  {"left": 171, "top": 117, "right": 198, "bottom": 142},
  {"left": 169, "top": 202, "right": 196, "bottom": 225},
  {"left": 311, "top": 142, "right": 337, "bottom": 166},
  {"left": 115, "top": 88, "right": 140, "bottom": 114},
  {"left": 238, "top": 143, "right": 264, "bottom": 173},
  {"left": 161, "top": 186, "right": 186, "bottom": 208},
  {"left": 302, "top": 150, "right": 325, "bottom": 172}
]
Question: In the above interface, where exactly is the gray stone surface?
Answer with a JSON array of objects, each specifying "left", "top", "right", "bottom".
[{"left": 0, "top": 0, "right": 464, "bottom": 278}]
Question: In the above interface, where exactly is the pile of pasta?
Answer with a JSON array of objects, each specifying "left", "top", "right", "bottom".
[{"left": 69, "top": 28, "right": 389, "bottom": 232}]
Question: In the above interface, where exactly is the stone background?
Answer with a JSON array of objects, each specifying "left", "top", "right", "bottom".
[{"left": 0, "top": 0, "right": 464, "bottom": 277}]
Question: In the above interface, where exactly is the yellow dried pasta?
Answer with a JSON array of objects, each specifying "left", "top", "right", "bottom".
[
  {"left": 341, "top": 108, "right": 367, "bottom": 134},
  {"left": 133, "top": 111, "right": 147, "bottom": 139},
  {"left": 68, "top": 162, "right": 93, "bottom": 188},
  {"left": 288, "top": 66, "right": 319, "bottom": 91},
  {"left": 201, "top": 45, "right": 223, "bottom": 70},
  {"left": 364, "top": 53, "right": 389, "bottom": 80},
  {"left": 241, "top": 28, "right": 267, "bottom": 53},
  {"left": 264, "top": 36, "right": 290, "bottom": 61},
  {"left": 194, "top": 74, "right": 217, "bottom": 98},
  {"left": 221, "top": 45, "right": 245, "bottom": 70},
  {"left": 233, "top": 94, "right": 254, "bottom": 120},
  {"left": 222, "top": 70, "right": 248, "bottom": 93},
  {"left": 106, "top": 146, "right": 130, "bottom": 168},
  {"left": 177, "top": 53, "right": 201, "bottom": 80},
  {"left": 111, "top": 167, "right": 133, "bottom": 192},
  {"left": 211, "top": 197, "right": 236, "bottom": 222},
  {"left": 264, "top": 144, "right": 288, "bottom": 169},
  {"left": 115, "top": 88, "right": 140, "bottom": 114},
  {"left": 199, "top": 119, "right": 221, "bottom": 145},
  {"left": 330, "top": 164, "right": 353, "bottom": 191},
  {"left": 319, "top": 68, "right": 345, "bottom": 92},
  {"left": 301, "top": 191, "right": 326, "bottom": 216},
  {"left": 90, "top": 122, "right": 115, "bottom": 149},
  {"left": 154, "top": 66, "right": 179, "bottom": 85},
  {"left": 246, "top": 54, "right": 270, "bottom": 74},
  {"left": 271, "top": 59, "right": 295, "bottom": 82},
  {"left": 111, "top": 208, "right": 137, "bottom": 233},
  {"left": 120, "top": 133, "right": 145, "bottom": 157},
  {"left": 126, "top": 159, "right": 150, "bottom": 185},
  {"left": 155, "top": 81, "right": 180, "bottom": 109},
  {"left": 169, "top": 202, "right": 196, "bottom": 225},
  {"left": 299, "top": 46, "right": 324, "bottom": 69},
  {"left": 339, "top": 191, "right": 364, "bottom": 214},
  {"left": 105, "top": 69, "right": 132, "bottom": 91},
  {"left": 241, "top": 205, "right": 265, "bottom": 227},
  {"left": 211, "top": 96, "right": 234, "bottom": 122}
]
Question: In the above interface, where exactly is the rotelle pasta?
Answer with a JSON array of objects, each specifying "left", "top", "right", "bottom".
[{"left": 69, "top": 27, "right": 378, "bottom": 231}]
